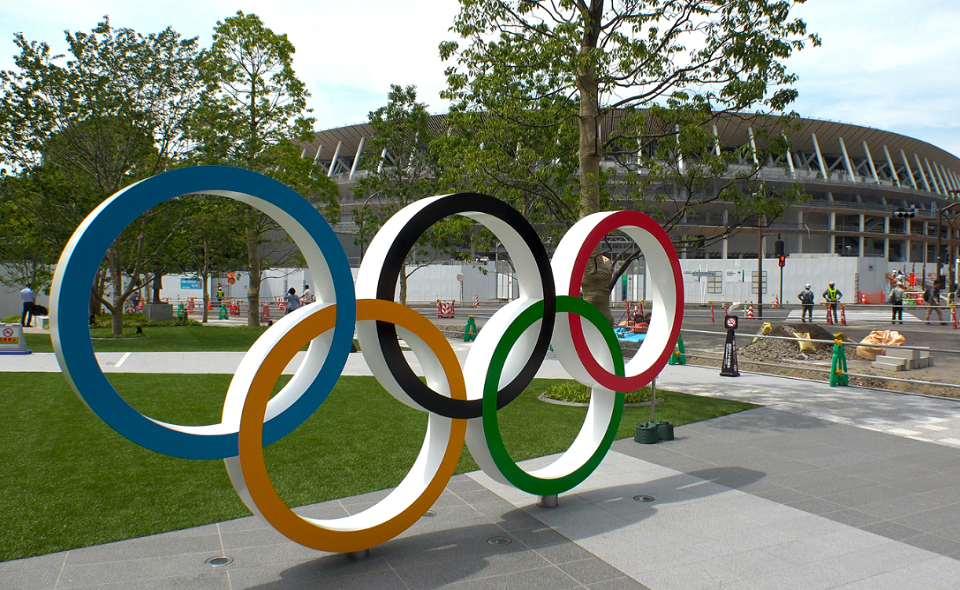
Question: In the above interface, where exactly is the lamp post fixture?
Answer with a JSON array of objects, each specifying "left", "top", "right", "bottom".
[{"left": 942, "top": 190, "right": 960, "bottom": 291}]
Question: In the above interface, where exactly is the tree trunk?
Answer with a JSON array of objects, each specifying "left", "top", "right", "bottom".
[
  {"left": 108, "top": 247, "right": 125, "bottom": 335},
  {"left": 245, "top": 215, "right": 261, "bottom": 328},
  {"left": 202, "top": 239, "right": 210, "bottom": 324},
  {"left": 399, "top": 268, "right": 408, "bottom": 306},
  {"left": 576, "top": 13, "right": 613, "bottom": 324}
]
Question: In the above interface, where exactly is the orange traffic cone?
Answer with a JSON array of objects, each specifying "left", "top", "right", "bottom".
[{"left": 746, "top": 305, "right": 755, "bottom": 319}]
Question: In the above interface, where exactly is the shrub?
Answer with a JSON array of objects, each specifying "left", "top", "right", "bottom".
[{"left": 543, "top": 380, "right": 662, "bottom": 404}]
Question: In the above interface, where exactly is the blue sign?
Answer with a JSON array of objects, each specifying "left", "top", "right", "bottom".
[{"left": 180, "top": 278, "right": 202, "bottom": 290}]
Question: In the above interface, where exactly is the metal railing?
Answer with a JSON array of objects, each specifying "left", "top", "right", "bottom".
[{"left": 678, "top": 328, "right": 960, "bottom": 390}]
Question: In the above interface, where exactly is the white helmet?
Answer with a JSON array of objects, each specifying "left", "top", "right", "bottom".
[
  {"left": 805, "top": 283, "right": 811, "bottom": 289},
  {"left": 829, "top": 281, "right": 835, "bottom": 287}
]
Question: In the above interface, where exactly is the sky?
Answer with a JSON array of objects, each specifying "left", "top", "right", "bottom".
[{"left": 1, "top": 0, "right": 958, "bottom": 158}]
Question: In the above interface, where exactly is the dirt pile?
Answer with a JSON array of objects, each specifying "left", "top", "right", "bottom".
[{"left": 739, "top": 323, "right": 839, "bottom": 363}]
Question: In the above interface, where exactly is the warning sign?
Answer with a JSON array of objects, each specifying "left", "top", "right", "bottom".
[{"left": 0, "top": 323, "right": 29, "bottom": 354}]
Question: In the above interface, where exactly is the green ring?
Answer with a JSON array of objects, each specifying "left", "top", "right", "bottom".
[{"left": 482, "top": 295, "right": 626, "bottom": 496}]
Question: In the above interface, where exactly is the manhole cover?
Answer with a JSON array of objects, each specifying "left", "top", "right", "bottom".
[
  {"left": 633, "top": 494, "right": 655, "bottom": 502},
  {"left": 204, "top": 556, "right": 233, "bottom": 567},
  {"left": 487, "top": 536, "right": 512, "bottom": 546},
  {"left": 422, "top": 510, "right": 436, "bottom": 518}
]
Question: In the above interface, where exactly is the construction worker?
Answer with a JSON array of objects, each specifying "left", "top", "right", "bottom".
[
  {"left": 890, "top": 281, "right": 905, "bottom": 325},
  {"left": 822, "top": 281, "right": 842, "bottom": 323},
  {"left": 797, "top": 283, "right": 815, "bottom": 323},
  {"left": 923, "top": 281, "right": 946, "bottom": 325}
]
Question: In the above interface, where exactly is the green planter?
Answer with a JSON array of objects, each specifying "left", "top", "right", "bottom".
[
  {"left": 656, "top": 421, "right": 675, "bottom": 441},
  {"left": 634, "top": 422, "right": 660, "bottom": 444}
]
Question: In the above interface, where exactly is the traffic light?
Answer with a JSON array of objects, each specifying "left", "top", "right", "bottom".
[
  {"left": 775, "top": 240, "right": 785, "bottom": 256},
  {"left": 778, "top": 255, "right": 786, "bottom": 268},
  {"left": 894, "top": 208, "right": 916, "bottom": 218}
]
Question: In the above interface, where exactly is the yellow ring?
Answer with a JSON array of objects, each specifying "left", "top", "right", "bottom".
[{"left": 236, "top": 299, "right": 467, "bottom": 552}]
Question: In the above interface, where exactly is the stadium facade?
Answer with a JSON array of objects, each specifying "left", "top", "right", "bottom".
[{"left": 299, "top": 114, "right": 960, "bottom": 305}]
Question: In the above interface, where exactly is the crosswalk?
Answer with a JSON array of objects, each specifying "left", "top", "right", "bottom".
[{"left": 785, "top": 308, "right": 923, "bottom": 323}]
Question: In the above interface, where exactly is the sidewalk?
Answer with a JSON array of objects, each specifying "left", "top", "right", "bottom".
[{"left": 4, "top": 344, "right": 960, "bottom": 588}]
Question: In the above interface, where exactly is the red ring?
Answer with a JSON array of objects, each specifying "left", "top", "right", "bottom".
[{"left": 566, "top": 211, "right": 683, "bottom": 392}]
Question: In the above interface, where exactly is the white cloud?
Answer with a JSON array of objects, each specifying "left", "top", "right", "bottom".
[{"left": 1, "top": 0, "right": 958, "bottom": 157}]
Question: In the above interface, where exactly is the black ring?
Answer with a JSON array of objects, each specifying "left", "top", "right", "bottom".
[{"left": 375, "top": 193, "right": 555, "bottom": 420}]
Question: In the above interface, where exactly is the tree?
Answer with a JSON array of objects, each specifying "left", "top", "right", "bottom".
[
  {"left": 0, "top": 19, "right": 207, "bottom": 333},
  {"left": 439, "top": 0, "right": 819, "bottom": 322},
  {"left": 192, "top": 11, "right": 339, "bottom": 327},
  {"left": 353, "top": 85, "right": 471, "bottom": 305}
]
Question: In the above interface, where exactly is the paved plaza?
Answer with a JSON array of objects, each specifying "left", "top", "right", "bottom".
[{"left": 4, "top": 342, "right": 960, "bottom": 589}]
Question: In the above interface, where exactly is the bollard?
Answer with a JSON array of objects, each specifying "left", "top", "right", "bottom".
[
  {"left": 840, "top": 303, "right": 847, "bottom": 326},
  {"left": 953, "top": 305, "right": 957, "bottom": 330},
  {"left": 710, "top": 302, "right": 715, "bottom": 323},
  {"left": 826, "top": 303, "right": 833, "bottom": 325},
  {"left": 829, "top": 338, "right": 848, "bottom": 387}
]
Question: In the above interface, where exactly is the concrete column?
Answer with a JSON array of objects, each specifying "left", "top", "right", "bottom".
[
  {"left": 829, "top": 212, "right": 836, "bottom": 254},
  {"left": 796, "top": 210, "right": 804, "bottom": 253},
  {"left": 884, "top": 217, "right": 890, "bottom": 261},
  {"left": 863, "top": 141, "right": 880, "bottom": 184},
  {"left": 721, "top": 210, "right": 729, "bottom": 259}
]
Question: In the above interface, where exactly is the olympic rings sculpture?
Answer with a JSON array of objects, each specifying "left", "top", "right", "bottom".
[{"left": 51, "top": 166, "right": 683, "bottom": 553}]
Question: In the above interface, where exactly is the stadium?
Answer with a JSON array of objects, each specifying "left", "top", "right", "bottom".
[{"left": 301, "top": 113, "right": 960, "bottom": 307}]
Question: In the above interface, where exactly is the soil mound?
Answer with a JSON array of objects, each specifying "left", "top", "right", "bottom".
[{"left": 739, "top": 323, "right": 840, "bottom": 362}]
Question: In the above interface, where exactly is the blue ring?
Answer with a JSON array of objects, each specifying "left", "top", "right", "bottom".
[{"left": 51, "top": 166, "right": 355, "bottom": 459}]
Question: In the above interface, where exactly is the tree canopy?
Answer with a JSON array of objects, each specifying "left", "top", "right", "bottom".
[{"left": 438, "top": 0, "right": 820, "bottom": 320}]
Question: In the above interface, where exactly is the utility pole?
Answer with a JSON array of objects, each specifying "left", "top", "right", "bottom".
[
  {"left": 757, "top": 216, "right": 764, "bottom": 319},
  {"left": 941, "top": 191, "right": 960, "bottom": 291}
]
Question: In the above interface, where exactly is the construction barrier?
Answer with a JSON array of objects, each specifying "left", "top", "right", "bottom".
[
  {"left": 473, "top": 295, "right": 480, "bottom": 307},
  {"left": 710, "top": 302, "right": 715, "bottom": 323},
  {"left": 953, "top": 305, "right": 957, "bottom": 330},
  {"left": 746, "top": 305, "right": 754, "bottom": 319},
  {"left": 187, "top": 298, "right": 195, "bottom": 313},
  {"left": 463, "top": 315, "right": 478, "bottom": 342},
  {"left": 830, "top": 338, "right": 849, "bottom": 387},
  {"left": 437, "top": 300, "right": 455, "bottom": 319},
  {"left": 667, "top": 334, "right": 686, "bottom": 365},
  {"left": 859, "top": 291, "right": 886, "bottom": 304},
  {"left": 840, "top": 303, "right": 847, "bottom": 326},
  {"left": 218, "top": 303, "right": 228, "bottom": 320},
  {"left": 261, "top": 302, "right": 271, "bottom": 323},
  {"left": 772, "top": 296, "right": 780, "bottom": 309},
  {"left": 230, "top": 300, "right": 241, "bottom": 316}
]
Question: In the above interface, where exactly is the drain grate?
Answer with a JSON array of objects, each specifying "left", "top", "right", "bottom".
[
  {"left": 204, "top": 556, "right": 233, "bottom": 567},
  {"left": 633, "top": 494, "right": 655, "bottom": 502},
  {"left": 487, "top": 536, "right": 512, "bottom": 546},
  {"left": 422, "top": 510, "right": 436, "bottom": 518}
]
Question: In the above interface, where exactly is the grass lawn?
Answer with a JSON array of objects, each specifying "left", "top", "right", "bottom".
[
  {"left": 0, "top": 372, "right": 757, "bottom": 561},
  {"left": 25, "top": 326, "right": 269, "bottom": 353}
]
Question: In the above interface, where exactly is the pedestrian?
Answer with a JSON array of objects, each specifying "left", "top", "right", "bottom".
[
  {"left": 301, "top": 284, "right": 315, "bottom": 305},
  {"left": 284, "top": 288, "right": 300, "bottom": 314},
  {"left": 822, "top": 281, "right": 842, "bottom": 323},
  {"left": 923, "top": 282, "right": 945, "bottom": 325},
  {"left": 797, "top": 283, "right": 815, "bottom": 323},
  {"left": 890, "top": 281, "right": 905, "bottom": 325},
  {"left": 216, "top": 284, "right": 224, "bottom": 304},
  {"left": 20, "top": 285, "right": 36, "bottom": 327}
]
